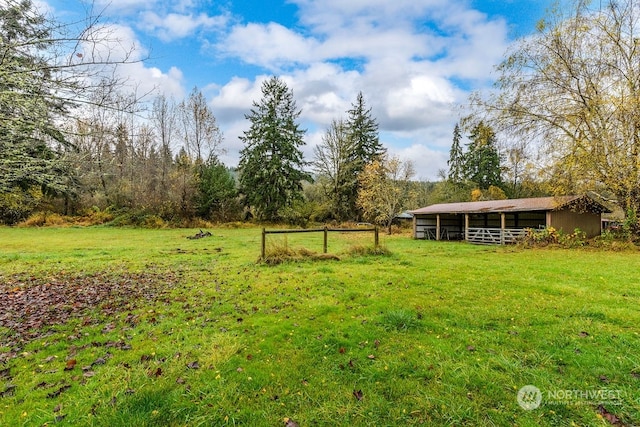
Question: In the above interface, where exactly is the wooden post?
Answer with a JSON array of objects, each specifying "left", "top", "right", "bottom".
[
  {"left": 436, "top": 214, "right": 441, "bottom": 241},
  {"left": 261, "top": 228, "right": 266, "bottom": 259},
  {"left": 323, "top": 226, "right": 328, "bottom": 253},
  {"left": 412, "top": 214, "right": 417, "bottom": 239},
  {"left": 374, "top": 227, "right": 379, "bottom": 247},
  {"left": 500, "top": 212, "right": 506, "bottom": 245},
  {"left": 464, "top": 214, "right": 469, "bottom": 241}
]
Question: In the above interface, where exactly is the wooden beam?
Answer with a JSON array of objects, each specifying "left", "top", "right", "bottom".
[
  {"left": 436, "top": 214, "right": 441, "bottom": 241},
  {"left": 464, "top": 214, "right": 469, "bottom": 241}
]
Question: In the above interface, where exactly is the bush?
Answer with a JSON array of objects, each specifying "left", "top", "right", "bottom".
[
  {"left": 18, "top": 212, "right": 67, "bottom": 227},
  {"left": 557, "top": 228, "right": 587, "bottom": 248},
  {"left": 523, "top": 227, "right": 559, "bottom": 246}
]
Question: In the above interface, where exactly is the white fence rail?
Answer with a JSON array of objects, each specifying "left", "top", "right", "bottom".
[{"left": 466, "top": 228, "right": 527, "bottom": 245}]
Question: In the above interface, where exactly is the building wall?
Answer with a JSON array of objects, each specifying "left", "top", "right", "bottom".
[{"left": 548, "top": 210, "right": 602, "bottom": 238}]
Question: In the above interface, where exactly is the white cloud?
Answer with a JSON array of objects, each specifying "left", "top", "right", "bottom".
[
  {"left": 141, "top": 11, "right": 228, "bottom": 41},
  {"left": 220, "top": 22, "right": 319, "bottom": 70},
  {"left": 205, "top": 0, "right": 511, "bottom": 176}
]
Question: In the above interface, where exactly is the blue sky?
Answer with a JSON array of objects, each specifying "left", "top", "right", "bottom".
[{"left": 43, "top": 0, "right": 557, "bottom": 179}]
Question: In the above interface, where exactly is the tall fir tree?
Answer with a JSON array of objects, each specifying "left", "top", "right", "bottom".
[
  {"left": 447, "top": 123, "right": 464, "bottom": 184},
  {"left": 346, "top": 92, "right": 385, "bottom": 166},
  {"left": 463, "top": 122, "right": 502, "bottom": 190},
  {"left": 238, "top": 77, "right": 311, "bottom": 221},
  {"left": 343, "top": 92, "right": 384, "bottom": 220}
]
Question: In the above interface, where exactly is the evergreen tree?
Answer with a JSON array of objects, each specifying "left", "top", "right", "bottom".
[
  {"left": 447, "top": 123, "right": 464, "bottom": 184},
  {"left": 343, "top": 92, "right": 384, "bottom": 220},
  {"left": 345, "top": 92, "right": 385, "bottom": 166},
  {"left": 0, "top": 0, "right": 143, "bottom": 223},
  {"left": 238, "top": 77, "right": 311, "bottom": 221},
  {"left": 463, "top": 122, "right": 502, "bottom": 190},
  {"left": 196, "top": 156, "right": 238, "bottom": 221}
]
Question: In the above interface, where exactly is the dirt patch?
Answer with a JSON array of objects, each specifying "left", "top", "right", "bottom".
[{"left": 0, "top": 271, "right": 180, "bottom": 354}]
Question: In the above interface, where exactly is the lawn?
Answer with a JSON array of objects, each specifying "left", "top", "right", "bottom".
[{"left": 0, "top": 226, "right": 639, "bottom": 426}]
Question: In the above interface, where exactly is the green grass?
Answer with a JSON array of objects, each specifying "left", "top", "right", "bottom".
[{"left": 1, "top": 226, "right": 639, "bottom": 426}]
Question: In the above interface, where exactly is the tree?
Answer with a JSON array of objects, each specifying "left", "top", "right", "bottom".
[
  {"left": 312, "top": 119, "right": 357, "bottom": 220},
  {"left": 447, "top": 123, "right": 465, "bottom": 184},
  {"left": 195, "top": 156, "right": 238, "bottom": 221},
  {"left": 473, "top": 0, "right": 640, "bottom": 225},
  {"left": 0, "top": 0, "right": 140, "bottom": 223},
  {"left": 357, "top": 155, "right": 416, "bottom": 234},
  {"left": 238, "top": 76, "right": 311, "bottom": 221},
  {"left": 151, "top": 94, "right": 177, "bottom": 198},
  {"left": 344, "top": 92, "right": 385, "bottom": 219},
  {"left": 178, "top": 87, "right": 222, "bottom": 163},
  {"left": 346, "top": 92, "right": 385, "bottom": 165},
  {"left": 463, "top": 122, "right": 502, "bottom": 190}
]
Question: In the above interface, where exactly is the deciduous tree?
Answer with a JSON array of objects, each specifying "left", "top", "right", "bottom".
[
  {"left": 357, "top": 155, "right": 416, "bottom": 234},
  {"left": 473, "top": 0, "right": 640, "bottom": 225},
  {"left": 312, "top": 119, "right": 357, "bottom": 221}
]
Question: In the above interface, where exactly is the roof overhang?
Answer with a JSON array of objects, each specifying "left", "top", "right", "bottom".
[{"left": 410, "top": 195, "right": 612, "bottom": 216}]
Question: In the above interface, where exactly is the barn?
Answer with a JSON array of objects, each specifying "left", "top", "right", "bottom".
[{"left": 409, "top": 195, "right": 611, "bottom": 244}]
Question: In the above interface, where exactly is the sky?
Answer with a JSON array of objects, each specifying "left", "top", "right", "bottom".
[{"left": 42, "top": 0, "right": 557, "bottom": 180}]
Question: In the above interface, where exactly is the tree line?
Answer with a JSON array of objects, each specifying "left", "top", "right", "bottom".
[{"left": 3, "top": 0, "right": 639, "bottom": 233}]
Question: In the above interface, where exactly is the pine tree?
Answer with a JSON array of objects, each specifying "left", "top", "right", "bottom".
[{"left": 238, "top": 77, "right": 311, "bottom": 221}]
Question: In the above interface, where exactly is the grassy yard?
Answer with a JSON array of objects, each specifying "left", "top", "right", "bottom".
[{"left": 0, "top": 226, "right": 639, "bottom": 426}]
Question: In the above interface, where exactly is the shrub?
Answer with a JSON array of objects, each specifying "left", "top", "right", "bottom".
[
  {"left": 523, "top": 227, "right": 559, "bottom": 246},
  {"left": 18, "top": 212, "right": 67, "bottom": 227},
  {"left": 558, "top": 228, "right": 587, "bottom": 248}
]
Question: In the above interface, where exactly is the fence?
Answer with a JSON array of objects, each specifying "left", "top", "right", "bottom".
[
  {"left": 466, "top": 227, "right": 527, "bottom": 245},
  {"left": 261, "top": 226, "right": 379, "bottom": 259}
]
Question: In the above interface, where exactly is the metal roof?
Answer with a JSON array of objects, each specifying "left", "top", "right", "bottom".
[{"left": 410, "top": 195, "right": 611, "bottom": 215}]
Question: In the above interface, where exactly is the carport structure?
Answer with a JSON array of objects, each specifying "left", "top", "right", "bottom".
[{"left": 409, "top": 195, "right": 610, "bottom": 244}]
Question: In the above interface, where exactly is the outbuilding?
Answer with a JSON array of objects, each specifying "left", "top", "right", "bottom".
[{"left": 409, "top": 195, "right": 611, "bottom": 244}]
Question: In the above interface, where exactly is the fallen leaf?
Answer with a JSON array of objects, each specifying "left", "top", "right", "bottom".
[
  {"left": 64, "top": 359, "right": 77, "bottom": 371},
  {"left": 92, "top": 357, "right": 106, "bottom": 366},
  {"left": 1, "top": 384, "right": 16, "bottom": 397},
  {"left": 579, "top": 331, "right": 590, "bottom": 337},
  {"left": 367, "top": 354, "right": 375, "bottom": 360},
  {"left": 467, "top": 346, "right": 476, "bottom": 352},
  {"left": 47, "top": 385, "right": 71, "bottom": 398},
  {"left": 284, "top": 418, "right": 300, "bottom": 427},
  {"left": 597, "top": 404, "right": 622, "bottom": 425},
  {"left": 187, "top": 361, "right": 200, "bottom": 369},
  {"left": 353, "top": 389, "right": 364, "bottom": 401}
]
